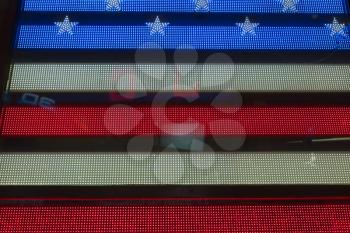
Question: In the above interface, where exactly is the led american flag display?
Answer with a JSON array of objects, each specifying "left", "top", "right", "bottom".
[{"left": 1, "top": 0, "right": 350, "bottom": 232}]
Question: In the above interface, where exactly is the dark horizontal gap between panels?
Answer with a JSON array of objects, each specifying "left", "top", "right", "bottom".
[
  {"left": 5, "top": 93, "right": 350, "bottom": 106},
  {"left": 18, "top": 12, "right": 349, "bottom": 26},
  {"left": 1, "top": 137, "right": 350, "bottom": 152},
  {"left": 13, "top": 50, "right": 350, "bottom": 63},
  {"left": 0, "top": 199, "right": 350, "bottom": 207},
  {"left": 1, "top": 185, "right": 350, "bottom": 198}
]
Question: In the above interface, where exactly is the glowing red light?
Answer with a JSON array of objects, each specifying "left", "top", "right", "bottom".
[
  {"left": 0, "top": 203, "right": 349, "bottom": 232},
  {"left": 2, "top": 106, "right": 350, "bottom": 136}
]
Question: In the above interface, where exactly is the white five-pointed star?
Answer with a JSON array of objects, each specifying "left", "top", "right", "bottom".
[
  {"left": 325, "top": 17, "right": 348, "bottom": 37},
  {"left": 106, "top": 0, "right": 122, "bottom": 11},
  {"left": 146, "top": 16, "right": 170, "bottom": 35},
  {"left": 54, "top": 16, "right": 79, "bottom": 35},
  {"left": 194, "top": 0, "right": 210, "bottom": 12},
  {"left": 236, "top": 17, "right": 259, "bottom": 36},
  {"left": 278, "top": 0, "right": 299, "bottom": 12}
]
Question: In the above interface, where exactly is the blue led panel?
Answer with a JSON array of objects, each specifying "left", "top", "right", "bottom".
[
  {"left": 17, "top": 25, "right": 350, "bottom": 50},
  {"left": 23, "top": 0, "right": 348, "bottom": 13}
]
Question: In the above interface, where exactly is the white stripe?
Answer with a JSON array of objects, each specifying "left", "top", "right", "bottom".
[
  {"left": 9, "top": 64, "right": 350, "bottom": 92},
  {"left": 0, "top": 152, "right": 349, "bottom": 185}
]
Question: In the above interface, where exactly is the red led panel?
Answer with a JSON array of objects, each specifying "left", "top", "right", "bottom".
[
  {"left": 2, "top": 106, "right": 350, "bottom": 136},
  {"left": 0, "top": 203, "right": 349, "bottom": 232}
]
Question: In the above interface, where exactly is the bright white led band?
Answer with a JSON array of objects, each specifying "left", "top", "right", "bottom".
[
  {"left": 0, "top": 152, "right": 349, "bottom": 185},
  {"left": 9, "top": 64, "right": 350, "bottom": 92}
]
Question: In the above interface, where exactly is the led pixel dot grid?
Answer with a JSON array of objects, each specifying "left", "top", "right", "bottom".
[{"left": 23, "top": 0, "right": 348, "bottom": 13}]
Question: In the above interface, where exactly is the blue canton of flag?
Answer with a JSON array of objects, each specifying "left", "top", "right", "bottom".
[{"left": 17, "top": 0, "right": 349, "bottom": 49}]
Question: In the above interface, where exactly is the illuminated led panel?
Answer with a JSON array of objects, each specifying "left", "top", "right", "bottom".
[
  {"left": 1, "top": 203, "right": 349, "bottom": 232},
  {"left": 3, "top": 107, "right": 350, "bottom": 136},
  {"left": 22, "top": 0, "right": 347, "bottom": 13},
  {"left": 9, "top": 64, "right": 350, "bottom": 92},
  {"left": 16, "top": 26, "right": 350, "bottom": 50},
  {"left": 0, "top": 152, "right": 349, "bottom": 185}
]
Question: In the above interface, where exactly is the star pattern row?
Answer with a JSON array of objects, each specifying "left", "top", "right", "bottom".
[
  {"left": 99, "top": 0, "right": 306, "bottom": 12},
  {"left": 55, "top": 15, "right": 348, "bottom": 37},
  {"left": 104, "top": 0, "right": 300, "bottom": 12},
  {"left": 23, "top": 0, "right": 346, "bottom": 14}
]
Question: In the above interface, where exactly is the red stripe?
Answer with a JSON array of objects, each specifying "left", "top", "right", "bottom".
[
  {"left": 0, "top": 204, "right": 349, "bottom": 232},
  {"left": 3, "top": 106, "right": 350, "bottom": 136}
]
